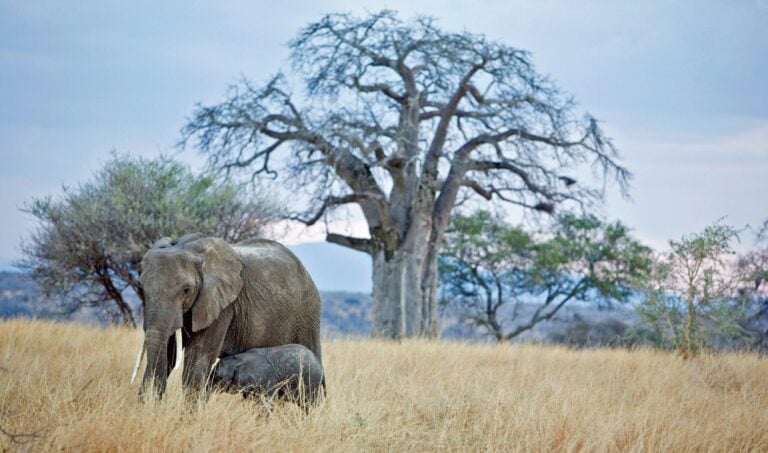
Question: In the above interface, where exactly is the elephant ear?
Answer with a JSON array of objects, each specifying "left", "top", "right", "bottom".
[{"left": 182, "top": 237, "right": 243, "bottom": 332}]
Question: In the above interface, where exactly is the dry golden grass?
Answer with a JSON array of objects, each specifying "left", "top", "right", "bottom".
[{"left": 1, "top": 319, "right": 767, "bottom": 452}]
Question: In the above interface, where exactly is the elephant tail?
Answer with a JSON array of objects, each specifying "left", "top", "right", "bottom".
[{"left": 321, "top": 373, "right": 327, "bottom": 399}]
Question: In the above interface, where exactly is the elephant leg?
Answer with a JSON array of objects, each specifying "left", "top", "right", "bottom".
[{"left": 182, "top": 306, "right": 234, "bottom": 396}]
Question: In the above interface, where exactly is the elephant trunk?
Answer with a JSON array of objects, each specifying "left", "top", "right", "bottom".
[
  {"left": 140, "top": 328, "right": 170, "bottom": 400},
  {"left": 132, "top": 329, "right": 182, "bottom": 385},
  {"left": 139, "top": 302, "right": 184, "bottom": 401}
]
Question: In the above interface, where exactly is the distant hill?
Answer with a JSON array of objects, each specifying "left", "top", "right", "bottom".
[
  {"left": 318, "top": 291, "right": 371, "bottom": 337},
  {"left": 0, "top": 271, "right": 108, "bottom": 324},
  {"left": 0, "top": 270, "right": 639, "bottom": 345},
  {"left": 0, "top": 239, "right": 375, "bottom": 331},
  {"left": 0, "top": 270, "right": 373, "bottom": 335},
  {"left": 0, "top": 271, "right": 42, "bottom": 318}
]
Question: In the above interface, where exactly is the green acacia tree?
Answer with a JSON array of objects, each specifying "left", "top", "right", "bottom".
[
  {"left": 636, "top": 223, "right": 747, "bottom": 357},
  {"left": 439, "top": 211, "right": 651, "bottom": 341},
  {"left": 737, "top": 224, "right": 768, "bottom": 349},
  {"left": 19, "top": 154, "right": 280, "bottom": 326}
]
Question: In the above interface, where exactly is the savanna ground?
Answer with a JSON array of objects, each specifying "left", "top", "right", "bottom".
[{"left": 1, "top": 319, "right": 767, "bottom": 452}]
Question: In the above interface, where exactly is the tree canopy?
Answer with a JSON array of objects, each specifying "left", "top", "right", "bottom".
[
  {"left": 439, "top": 211, "right": 651, "bottom": 341},
  {"left": 19, "top": 154, "right": 279, "bottom": 326},
  {"left": 636, "top": 223, "right": 748, "bottom": 356}
]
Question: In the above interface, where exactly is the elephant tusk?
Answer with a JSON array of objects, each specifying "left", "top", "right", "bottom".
[
  {"left": 130, "top": 336, "right": 145, "bottom": 384},
  {"left": 209, "top": 358, "right": 220, "bottom": 382},
  {"left": 171, "top": 328, "right": 183, "bottom": 373}
]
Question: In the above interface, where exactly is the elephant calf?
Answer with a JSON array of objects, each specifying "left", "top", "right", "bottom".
[{"left": 211, "top": 344, "right": 324, "bottom": 407}]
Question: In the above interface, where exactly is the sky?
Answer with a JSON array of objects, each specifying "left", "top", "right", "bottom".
[{"left": 1, "top": 0, "right": 767, "bottom": 286}]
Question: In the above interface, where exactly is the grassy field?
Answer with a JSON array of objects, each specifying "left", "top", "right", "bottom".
[{"left": 1, "top": 319, "right": 767, "bottom": 452}]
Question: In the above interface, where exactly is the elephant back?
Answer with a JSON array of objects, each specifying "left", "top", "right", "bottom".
[{"left": 228, "top": 239, "right": 322, "bottom": 364}]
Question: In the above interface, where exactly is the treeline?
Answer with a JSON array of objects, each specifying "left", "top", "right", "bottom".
[{"left": 440, "top": 211, "right": 768, "bottom": 354}]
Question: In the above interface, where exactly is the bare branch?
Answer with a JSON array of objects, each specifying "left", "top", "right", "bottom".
[
  {"left": 292, "top": 192, "right": 390, "bottom": 228},
  {"left": 350, "top": 76, "right": 405, "bottom": 103},
  {"left": 504, "top": 280, "right": 587, "bottom": 340},
  {"left": 326, "top": 233, "right": 374, "bottom": 254},
  {"left": 419, "top": 107, "right": 497, "bottom": 121},
  {"left": 467, "top": 159, "right": 552, "bottom": 197},
  {"left": 423, "top": 60, "right": 487, "bottom": 174},
  {"left": 461, "top": 178, "right": 492, "bottom": 200}
]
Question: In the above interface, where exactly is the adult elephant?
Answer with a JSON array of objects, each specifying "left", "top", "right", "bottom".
[{"left": 132, "top": 233, "right": 322, "bottom": 399}]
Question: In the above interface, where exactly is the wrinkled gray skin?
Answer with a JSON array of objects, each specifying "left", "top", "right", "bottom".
[
  {"left": 212, "top": 344, "right": 324, "bottom": 407},
  {"left": 138, "top": 233, "right": 322, "bottom": 400}
]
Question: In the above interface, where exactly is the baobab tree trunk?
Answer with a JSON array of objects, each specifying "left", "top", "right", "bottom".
[
  {"left": 372, "top": 251, "right": 421, "bottom": 337},
  {"left": 371, "top": 250, "right": 441, "bottom": 338},
  {"left": 370, "top": 214, "right": 441, "bottom": 338}
]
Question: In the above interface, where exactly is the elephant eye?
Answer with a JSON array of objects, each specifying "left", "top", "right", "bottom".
[{"left": 183, "top": 287, "right": 191, "bottom": 295}]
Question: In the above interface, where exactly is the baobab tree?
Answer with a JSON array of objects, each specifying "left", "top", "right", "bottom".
[{"left": 181, "top": 11, "right": 630, "bottom": 338}]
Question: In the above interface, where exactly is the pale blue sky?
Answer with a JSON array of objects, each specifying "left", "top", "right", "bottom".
[{"left": 1, "top": 1, "right": 767, "bottom": 282}]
